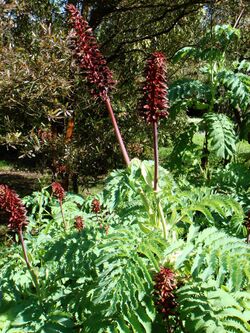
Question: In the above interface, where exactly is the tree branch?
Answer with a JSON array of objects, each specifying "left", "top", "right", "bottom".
[
  {"left": 106, "top": 7, "right": 200, "bottom": 62},
  {"left": 112, "top": 0, "right": 209, "bottom": 15}
]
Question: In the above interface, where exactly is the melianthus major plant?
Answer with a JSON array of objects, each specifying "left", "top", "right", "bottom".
[
  {"left": 0, "top": 162, "right": 249, "bottom": 333},
  {"left": 0, "top": 10, "right": 249, "bottom": 333}
]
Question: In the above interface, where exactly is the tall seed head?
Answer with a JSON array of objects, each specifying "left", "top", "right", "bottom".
[
  {"left": 139, "top": 52, "right": 169, "bottom": 123},
  {"left": 67, "top": 4, "right": 116, "bottom": 100}
]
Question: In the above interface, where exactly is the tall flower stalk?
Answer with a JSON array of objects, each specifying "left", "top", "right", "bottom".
[
  {"left": 0, "top": 184, "right": 40, "bottom": 293},
  {"left": 139, "top": 52, "right": 169, "bottom": 191},
  {"left": 51, "top": 182, "right": 67, "bottom": 232},
  {"left": 67, "top": 4, "right": 130, "bottom": 166}
]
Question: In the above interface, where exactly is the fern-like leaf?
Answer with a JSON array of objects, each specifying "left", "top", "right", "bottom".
[
  {"left": 178, "top": 279, "right": 250, "bottom": 333},
  {"left": 87, "top": 228, "right": 166, "bottom": 332},
  {"left": 203, "top": 113, "right": 237, "bottom": 159},
  {"left": 166, "top": 226, "right": 250, "bottom": 291}
]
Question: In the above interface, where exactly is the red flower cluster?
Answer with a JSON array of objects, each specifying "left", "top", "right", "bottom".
[
  {"left": 51, "top": 182, "right": 65, "bottom": 203},
  {"left": 75, "top": 216, "right": 84, "bottom": 231},
  {"left": 154, "top": 267, "right": 178, "bottom": 317},
  {"left": 92, "top": 198, "right": 101, "bottom": 213},
  {"left": 140, "top": 52, "right": 169, "bottom": 123},
  {"left": 67, "top": 4, "right": 115, "bottom": 100},
  {"left": 0, "top": 184, "right": 28, "bottom": 231}
]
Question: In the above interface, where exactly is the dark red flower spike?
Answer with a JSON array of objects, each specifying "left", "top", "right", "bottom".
[
  {"left": 92, "top": 198, "right": 101, "bottom": 214},
  {"left": 139, "top": 52, "right": 169, "bottom": 191},
  {"left": 67, "top": 4, "right": 130, "bottom": 166},
  {"left": 51, "top": 182, "right": 68, "bottom": 231},
  {"left": 67, "top": 4, "right": 115, "bottom": 100},
  {"left": 0, "top": 184, "right": 28, "bottom": 232},
  {"left": 139, "top": 52, "right": 169, "bottom": 123},
  {"left": 75, "top": 216, "right": 84, "bottom": 231},
  {"left": 0, "top": 184, "right": 31, "bottom": 268},
  {"left": 154, "top": 267, "right": 178, "bottom": 317},
  {"left": 51, "top": 182, "right": 65, "bottom": 203}
]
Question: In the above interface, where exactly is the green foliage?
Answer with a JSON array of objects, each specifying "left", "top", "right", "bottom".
[
  {"left": 170, "top": 24, "right": 249, "bottom": 168},
  {"left": 0, "top": 160, "right": 249, "bottom": 332},
  {"left": 164, "top": 226, "right": 250, "bottom": 332},
  {"left": 0, "top": 195, "right": 111, "bottom": 332},
  {"left": 203, "top": 113, "right": 237, "bottom": 159},
  {"left": 169, "top": 79, "right": 210, "bottom": 112},
  {"left": 209, "top": 162, "right": 250, "bottom": 207},
  {"left": 217, "top": 69, "right": 250, "bottom": 111},
  {"left": 1, "top": 4, "right": 250, "bottom": 330},
  {"left": 23, "top": 188, "right": 85, "bottom": 235},
  {"left": 167, "top": 123, "right": 202, "bottom": 173},
  {"left": 178, "top": 279, "right": 250, "bottom": 333},
  {"left": 85, "top": 228, "right": 166, "bottom": 332},
  {"left": 103, "top": 159, "right": 246, "bottom": 238},
  {"left": 0, "top": 160, "right": 14, "bottom": 171},
  {"left": 0, "top": 300, "right": 75, "bottom": 333},
  {"left": 173, "top": 189, "right": 245, "bottom": 237},
  {"left": 166, "top": 226, "right": 250, "bottom": 290},
  {"left": 173, "top": 25, "right": 241, "bottom": 63}
]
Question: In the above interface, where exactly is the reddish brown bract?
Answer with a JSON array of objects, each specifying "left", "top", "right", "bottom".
[
  {"left": 154, "top": 267, "right": 178, "bottom": 317},
  {"left": 51, "top": 182, "right": 65, "bottom": 203},
  {"left": 67, "top": 4, "right": 115, "bottom": 100},
  {"left": 0, "top": 184, "right": 28, "bottom": 231},
  {"left": 140, "top": 52, "right": 169, "bottom": 123}
]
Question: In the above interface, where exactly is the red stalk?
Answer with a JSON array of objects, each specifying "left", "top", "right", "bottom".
[
  {"left": 105, "top": 95, "right": 130, "bottom": 166},
  {"left": 152, "top": 121, "right": 159, "bottom": 191}
]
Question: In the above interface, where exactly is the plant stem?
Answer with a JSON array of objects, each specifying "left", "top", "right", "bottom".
[
  {"left": 157, "top": 198, "right": 169, "bottom": 239},
  {"left": 59, "top": 200, "right": 68, "bottom": 232},
  {"left": 152, "top": 120, "right": 159, "bottom": 191},
  {"left": 104, "top": 95, "right": 130, "bottom": 166},
  {"left": 18, "top": 228, "right": 41, "bottom": 297},
  {"left": 18, "top": 227, "right": 31, "bottom": 269}
]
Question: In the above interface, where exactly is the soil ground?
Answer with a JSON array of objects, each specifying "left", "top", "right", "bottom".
[{"left": 0, "top": 171, "right": 44, "bottom": 197}]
